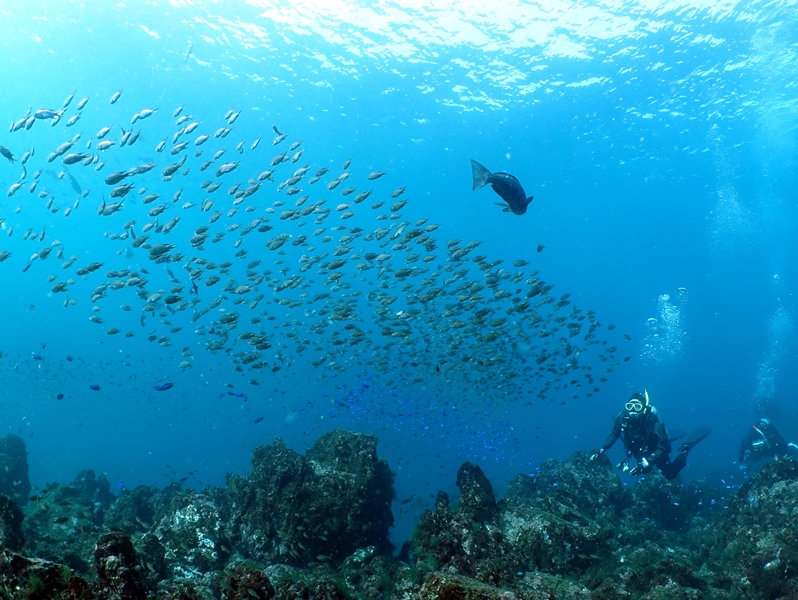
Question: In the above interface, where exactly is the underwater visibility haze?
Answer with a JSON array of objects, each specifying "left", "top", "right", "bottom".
[{"left": 1, "top": 0, "right": 798, "bottom": 560}]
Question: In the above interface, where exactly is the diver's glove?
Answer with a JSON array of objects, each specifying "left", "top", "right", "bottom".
[
  {"left": 629, "top": 458, "right": 650, "bottom": 477},
  {"left": 590, "top": 448, "right": 605, "bottom": 462}
]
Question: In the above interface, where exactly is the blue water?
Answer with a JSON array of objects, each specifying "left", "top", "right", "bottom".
[{"left": 1, "top": 0, "right": 797, "bottom": 544}]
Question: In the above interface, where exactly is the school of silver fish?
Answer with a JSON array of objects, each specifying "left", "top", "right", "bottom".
[{"left": 0, "top": 90, "right": 629, "bottom": 402}]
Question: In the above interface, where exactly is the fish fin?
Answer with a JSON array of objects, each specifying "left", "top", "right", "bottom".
[
  {"left": 526, "top": 196, "right": 534, "bottom": 206},
  {"left": 471, "top": 159, "right": 492, "bottom": 191}
]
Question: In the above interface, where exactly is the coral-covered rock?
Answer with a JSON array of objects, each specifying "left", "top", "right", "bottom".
[
  {"left": 0, "top": 434, "right": 31, "bottom": 507},
  {"left": 302, "top": 429, "right": 394, "bottom": 554},
  {"left": 628, "top": 475, "right": 691, "bottom": 533},
  {"left": 496, "top": 452, "right": 624, "bottom": 577},
  {"left": 413, "top": 450, "right": 710, "bottom": 595},
  {"left": 639, "top": 583, "right": 704, "bottom": 600},
  {"left": 224, "top": 429, "right": 394, "bottom": 566},
  {"left": 414, "top": 466, "right": 510, "bottom": 586},
  {"left": 501, "top": 501, "right": 607, "bottom": 577},
  {"left": 598, "top": 539, "right": 704, "bottom": 596},
  {"left": 507, "top": 451, "right": 626, "bottom": 523},
  {"left": 71, "top": 469, "right": 116, "bottom": 509},
  {"left": 153, "top": 491, "right": 224, "bottom": 578},
  {"left": 415, "top": 571, "right": 591, "bottom": 600},
  {"left": 23, "top": 480, "right": 103, "bottom": 573},
  {"left": 0, "top": 430, "right": 776, "bottom": 600},
  {"left": 262, "top": 564, "right": 308, "bottom": 597},
  {"left": 0, "top": 495, "right": 24, "bottom": 551},
  {"left": 218, "top": 565, "right": 275, "bottom": 599},
  {"left": 261, "top": 563, "right": 347, "bottom": 600},
  {"left": 104, "top": 482, "right": 183, "bottom": 538},
  {"left": 517, "top": 571, "right": 593, "bottom": 599},
  {"left": 223, "top": 437, "right": 306, "bottom": 563},
  {"left": 706, "top": 458, "right": 798, "bottom": 599},
  {"left": 456, "top": 462, "right": 499, "bottom": 524},
  {"left": 340, "top": 545, "right": 397, "bottom": 598},
  {"left": 137, "top": 531, "right": 168, "bottom": 580},
  {"left": 0, "top": 550, "right": 81, "bottom": 600},
  {"left": 95, "top": 531, "right": 148, "bottom": 599}
]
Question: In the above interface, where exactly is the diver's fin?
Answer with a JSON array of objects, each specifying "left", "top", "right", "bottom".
[
  {"left": 678, "top": 428, "right": 711, "bottom": 456},
  {"left": 668, "top": 428, "right": 687, "bottom": 443},
  {"left": 471, "top": 159, "right": 492, "bottom": 191}
]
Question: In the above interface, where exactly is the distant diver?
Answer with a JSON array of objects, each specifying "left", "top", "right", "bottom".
[
  {"left": 470, "top": 159, "right": 533, "bottom": 215},
  {"left": 738, "top": 418, "right": 798, "bottom": 467},
  {"left": 590, "top": 390, "right": 710, "bottom": 480}
]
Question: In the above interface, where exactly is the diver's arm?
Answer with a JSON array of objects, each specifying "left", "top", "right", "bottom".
[
  {"left": 601, "top": 415, "right": 624, "bottom": 451},
  {"left": 592, "top": 415, "right": 622, "bottom": 461}
]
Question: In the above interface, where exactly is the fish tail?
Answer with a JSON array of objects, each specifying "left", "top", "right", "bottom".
[{"left": 471, "top": 159, "right": 491, "bottom": 191}]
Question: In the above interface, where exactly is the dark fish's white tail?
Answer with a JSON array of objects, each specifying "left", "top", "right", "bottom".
[{"left": 471, "top": 159, "right": 492, "bottom": 191}]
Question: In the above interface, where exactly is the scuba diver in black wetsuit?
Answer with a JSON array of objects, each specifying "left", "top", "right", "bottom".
[
  {"left": 589, "top": 390, "right": 710, "bottom": 480},
  {"left": 738, "top": 418, "right": 798, "bottom": 467}
]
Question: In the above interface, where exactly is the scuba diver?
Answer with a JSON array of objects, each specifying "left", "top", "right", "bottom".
[
  {"left": 589, "top": 390, "right": 710, "bottom": 480},
  {"left": 738, "top": 418, "right": 798, "bottom": 466}
]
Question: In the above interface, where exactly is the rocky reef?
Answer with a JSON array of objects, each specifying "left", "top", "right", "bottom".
[
  {"left": 0, "top": 434, "right": 31, "bottom": 508},
  {"left": 0, "top": 430, "right": 797, "bottom": 598}
]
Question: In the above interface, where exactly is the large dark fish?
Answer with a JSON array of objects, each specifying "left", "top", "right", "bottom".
[{"left": 471, "top": 159, "right": 533, "bottom": 215}]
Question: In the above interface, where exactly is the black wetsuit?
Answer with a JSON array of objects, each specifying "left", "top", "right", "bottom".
[
  {"left": 738, "top": 421, "right": 793, "bottom": 464},
  {"left": 600, "top": 409, "right": 685, "bottom": 480}
]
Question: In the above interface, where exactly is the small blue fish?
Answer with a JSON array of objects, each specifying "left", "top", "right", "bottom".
[
  {"left": 89, "top": 384, "right": 101, "bottom": 391},
  {"left": 254, "top": 416, "right": 264, "bottom": 424},
  {"left": 31, "top": 353, "right": 43, "bottom": 361},
  {"left": 117, "top": 481, "right": 125, "bottom": 490},
  {"left": 153, "top": 382, "right": 174, "bottom": 391},
  {"left": 56, "top": 393, "right": 64, "bottom": 400},
  {"left": 65, "top": 355, "right": 73, "bottom": 362}
]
